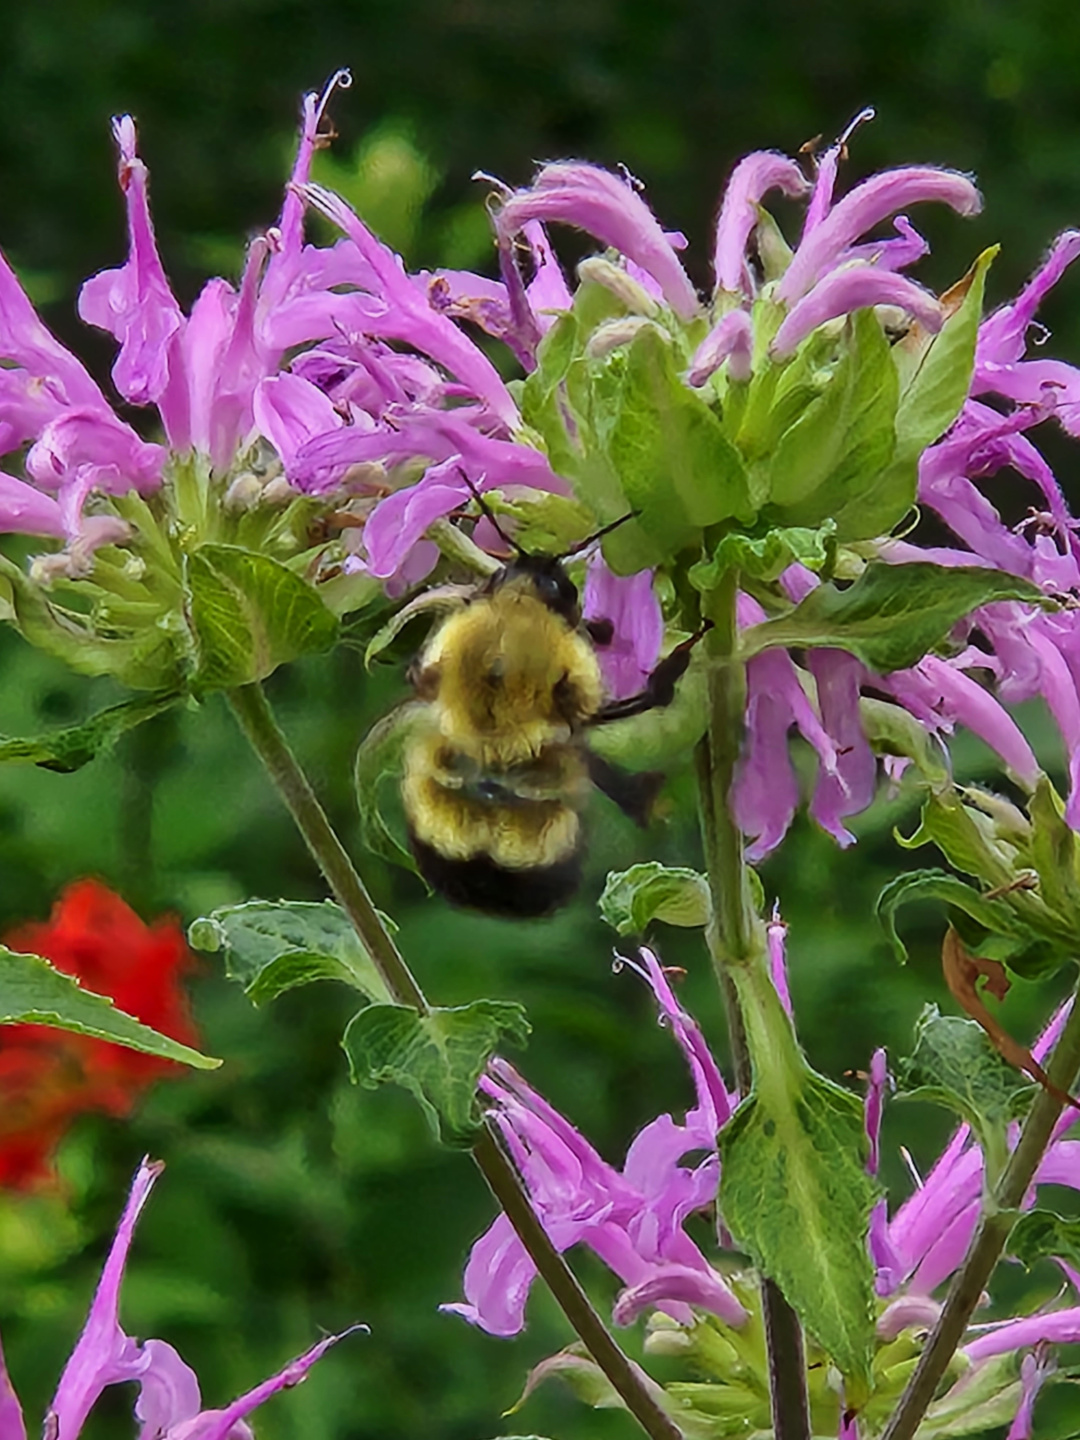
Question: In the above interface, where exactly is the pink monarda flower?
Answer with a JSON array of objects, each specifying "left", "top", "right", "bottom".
[{"left": 0, "top": 1159, "right": 358, "bottom": 1439}]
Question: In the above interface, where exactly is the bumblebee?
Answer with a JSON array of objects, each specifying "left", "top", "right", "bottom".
[{"left": 401, "top": 536, "right": 705, "bottom": 917}]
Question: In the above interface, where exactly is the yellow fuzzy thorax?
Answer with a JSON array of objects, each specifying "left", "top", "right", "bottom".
[{"left": 417, "top": 584, "right": 604, "bottom": 768}]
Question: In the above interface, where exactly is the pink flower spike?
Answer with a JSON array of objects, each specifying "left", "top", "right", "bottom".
[
  {"left": 686, "top": 310, "right": 753, "bottom": 387},
  {"left": 77, "top": 116, "right": 184, "bottom": 408},
  {"left": 47, "top": 1156, "right": 165, "bottom": 1439},
  {"left": 299, "top": 183, "right": 520, "bottom": 428},
  {"left": 494, "top": 163, "right": 700, "bottom": 320},
  {"left": 0, "top": 1336, "right": 26, "bottom": 1440},
  {"left": 772, "top": 268, "right": 943, "bottom": 359},
  {"left": 583, "top": 556, "right": 663, "bottom": 700},
  {"left": 712, "top": 151, "right": 809, "bottom": 295},
  {"left": 779, "top": 167, "right": 981, "bottom": 304}
]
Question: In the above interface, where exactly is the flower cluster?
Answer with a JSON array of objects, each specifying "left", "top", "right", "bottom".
[
  {"left": 447, "top": 940, "right": 1080, "bottom": 1439},
  {"left": 0, "top": 880, "right": 199, "bottom": 1188},
  {"left": 0, "top": 1158, "right": 355, "bottom": 1438}
]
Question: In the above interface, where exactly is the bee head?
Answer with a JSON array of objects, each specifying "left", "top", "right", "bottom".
[{"left": 494, "top": 553, "right": 581, "bottom": 625}]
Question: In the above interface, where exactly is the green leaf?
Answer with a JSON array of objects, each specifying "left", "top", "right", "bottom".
[
  {"left": 186, "top": 543, "right": 339, "bottom": 690},
  {"left": 719, "top": 1066, "right": 877, "bottom": 1398},
  {"left": 858, "top": 697, "right": 950, "bottom": 785},
  {"left": 0, "top": 691, "right": 181, "bottom": 773},
  {"left": 188, "top": 899, "right": 392, "bottom": 1006},
  {"left": 894, "top": 249, "right": 996, "bottom": 463},
  {"left": 0, "top": 946, "right": 220, "bottom": 1068},
  {"left": 1029, "top": 777, "right": 1080, "bottom": 927},
  {"left": 741, "top": 563, "right": 1045, "bottom": 674},
  {"left": 897, "top": 1003, "right": 1032, "bottom": 1174},
  {"left": 587, "top": 648, "right": 707, "bottom": 771},
  {"left": 509, "top": 1344, "right": 666, "bottom": 1416},
  {"left": 688, "top": 523, "right": 835, "bottom": 590},
  {"left": 354, "top": 705, "right": 422, "bottom": 873},
  {"left": 876, "top": 867, "right": 1023, "bottom": 964},
  {"left": 1009, "top": 1208, "right": 1080, "bottom": 1271},
  {"left": 767, "top": 309, "right": 899, "bottom": 519},
  {"left": 363, "top": 585, "right": 470, "bottom": 670},
  {"left": 598, "top": 862, "right": 711, "bottom": 935},
  {"left": 897, "top": 789, "right": 1017, "bottom": 890},
  {"left": 607, "top": 326, "right": 754, "bottom": 558},
  {"left": 342, "top": 999, "right": 531, "bottom": 1145}
]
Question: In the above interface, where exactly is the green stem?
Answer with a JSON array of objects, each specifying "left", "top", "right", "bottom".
[
  {"left": 882, "top": 986, "right": 1080, "bottom": 1440},
  {"left": 226, "top": 680, "right": 683, "bottom": 1440},
  {"left": 697, "top": 570, "right": 811, "bottom": 1440}
]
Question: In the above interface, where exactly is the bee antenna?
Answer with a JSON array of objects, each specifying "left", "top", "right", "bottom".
[
  {"left": 559, "top": 510, "right": 639, "bottom": 560},
  {"left": 458, "top": 471, "right": 526, "bottom": 557}
]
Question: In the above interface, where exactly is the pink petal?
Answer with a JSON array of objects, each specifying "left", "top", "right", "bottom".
[
  {"left": 772, "top": 267, "right": 943, "bottom": 359},
  {"left": 687, "top": 310, "right": 753, "bottom": 386},
  {"left": 583, "top": 557, "right": 663, "bottom": 700},
  {"left": 712, "top": 151, "right": 809, "bottom": 294},
  {"left": 252, "top": 372, "right": 342, "bottom": 472},
  {"left": 0, "top": 1335, "right": 25, "bottom": 1440}
]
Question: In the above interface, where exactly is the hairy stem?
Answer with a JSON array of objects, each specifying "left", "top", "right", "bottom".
[
  {"left": 697, "top": 571, "right": 811, "bottom": 1440},
  {"left": 882, "top": 988, "right": 1080, "bottom": 1440},
  {"left": 226, "top": 680, "right": 683, "bottom": 1440}
]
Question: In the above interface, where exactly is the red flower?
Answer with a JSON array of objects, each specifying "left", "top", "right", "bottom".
[{"left": 0, "top": 879, "right": 200, "bottom": 1188}]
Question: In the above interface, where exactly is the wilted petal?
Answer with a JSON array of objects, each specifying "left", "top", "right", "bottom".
[
  {"left": 494, "top": 163, "right": 699, "bottom": 320},
  {"left": 165, "top": 1331, "right": 357, "bottom": 1440},
  {"left": 0, "top": 1335, "right": 26, "bottom": 1440},
  {"left": 772, "top": 267, "right": 943, "bottom": 359},
  {"left": 712, "top": 151, "right": 809, "bottom": 294},
  {"left": 686, "top": 310, "right": 753, "bottom": 386},
  {"left": 779, "top": 167, "right": 981, "bottom": 304},
  {"left": 48, "top": 1157, "right": 164, "bottom": 1438},
  {"left": 300, "top": 184, "right": 519, "bottom": 427},
  {"left": 613, "top": 1263, "right": 749, "bottom": 1328},
  {"left": 77, "top": 116, "right": 184, "bottom": 406},
  {"left": 583, "top": 557, "right": 663, "bottom": 700}
]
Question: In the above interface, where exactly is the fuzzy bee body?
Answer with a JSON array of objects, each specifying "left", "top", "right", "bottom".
[{"left": 399, "top": 550, "right": 704, "bottom": 918}]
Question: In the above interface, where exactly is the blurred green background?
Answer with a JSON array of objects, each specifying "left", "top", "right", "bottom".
[{"left": 1, "top": 3, "right": 1080, "bottom": 1437}]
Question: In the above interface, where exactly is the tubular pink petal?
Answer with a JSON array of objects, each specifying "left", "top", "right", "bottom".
[
  {"left": 876, "top": 1295, "right": 941, "bottom": 1342},
  {"left": 0, "top": 473, "right": 65, "bottom": 538},
  {"left": 77, "top": 115, "right": 185, "bottom": 408},
  {"left": 361, "top": 463, "right": 472, "bottom": 579},
  {"left": 865, "top": 1048, "right": 888, "bottom": 1177},
  {"left": 772, "top": 268, "right": 943, "bottom": 359},
  {"left": 686, "top": 310, "right": 753, "bottom": 386},
  {"left": 915, "top": 655, "right": 1039, "bottom": 787},
  {"left": 252, "top": 373, "right": 342, "bottom": 473},
  {"left": 779, "top": 167, "right": 981, "bottom": 304},
  {"left": 1006, "top": 1350, "right": 1054, "bottom": 1440},
  {"left": 712, "top": 151, "right": 809, "bottom": 295},
  {"left": 808, "top": 650, "right": 877, "bottom": 847},
  {"left": 299, "top": 183, "right": 520, "bottom": 427},
  {"left": 48, "top": 1157, "right": 165, "bottom": 1439},
  {"left": 965, "top": 1307, "right": 1080, "bottom": 1363},
  {"left": 583, "top": 557, "right": 663, "bottom": 700},
  {"left": 766, "top": 913, "right": 793, "bottom": 1020},
  {"left": 612, "top": 1264, "right": 749, "bottom": 1328},
  {"left": 978, "top": 230, "right": 1080, "bottom": 368},
  {"left": 0, "top": 1336, "right": 25, "bottom": 1440},
  {"left": 495, "top": 163, "right": 699, "bottom": 320}
]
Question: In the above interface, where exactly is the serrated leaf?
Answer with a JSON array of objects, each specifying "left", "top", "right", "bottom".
[
  {"left": 0, "top": 690, "right": 181, "bottom": 773},
  {"left": 719, "top": 1066, "right": 878, "bottom": 1398},
  {"left": 598, "top": 862, "right": 711, "bottom": 935},
  {"left": 897, "top": 1003, "right": 1032, "bottom": 1176},
  {"left": 186, "top": 543, "right": 339, "bottom": 690},
  {"left": 1009, "top": 1208, "right": 1080, "bottom": 1271},
  {"left": 688, "top": 523, "right": 836, "bottom": 590},
  {"left": 741, "top": 563, "right": 1045, "bottom": 674},
  {"left": 355, "top": 705, "right": 422, "bottom": 873},
  {"left": 0, "top": 946, "right": 220, "bottom": 1068},
  {"left": 876, "top": 867, "right": 1029, "bottom": 964},
  {"left": 188, "top": 899, "right": 391, "bottom": 1006},
  {"left": 767, "top": 309, "right": 899, "bottom": 520},
  {"left": 342, "top": 999, "right": 531, "bottom": 1145},
  {"left": 607, "top": 326, "right": 754, "bottom": 558}
]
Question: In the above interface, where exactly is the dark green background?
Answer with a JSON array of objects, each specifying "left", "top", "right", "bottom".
[{"left": 0, "top": 4, "right": 1078, "bottom": 1437}]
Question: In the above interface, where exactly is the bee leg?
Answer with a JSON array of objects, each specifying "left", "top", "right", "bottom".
[
  {"left": 586, "top": 752, "right": 664, "bottom": 827},
  {"left": 589, "top": 620, "right": 712, "bottom": 724}
]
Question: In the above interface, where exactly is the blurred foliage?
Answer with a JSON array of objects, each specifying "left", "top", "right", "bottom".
[{"left": 0, "top": 4, "right": 1079, "bottom": 1439}]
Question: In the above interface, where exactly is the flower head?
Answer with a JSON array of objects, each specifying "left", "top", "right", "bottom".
[{"left": 0, "top": 881, "right": 199, "bottom": 1188}]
